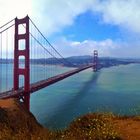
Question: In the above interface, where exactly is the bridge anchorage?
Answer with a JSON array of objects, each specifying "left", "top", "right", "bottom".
[{"left": 0, "top": 16, "right": 99, "bottom": 111}]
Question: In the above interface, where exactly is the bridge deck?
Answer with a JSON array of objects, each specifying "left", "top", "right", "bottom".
[{"left": 0, "top": 65, "right": 94, "bottom": 99}]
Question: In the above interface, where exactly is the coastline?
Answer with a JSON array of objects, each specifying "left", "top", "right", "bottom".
[{"left": 0, "top": 99, "right": 140, "bottom": 140}]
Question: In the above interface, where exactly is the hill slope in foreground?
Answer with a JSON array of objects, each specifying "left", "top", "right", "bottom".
[{"left": 0, "top": 99, "right": 140, "bottom": 140}]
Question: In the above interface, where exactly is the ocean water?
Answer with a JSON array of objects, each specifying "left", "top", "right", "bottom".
[
  {"left": 1, "top": 63, "right": 140, "bottom": 129},
  {"left": 30, "top": 64, "right": 140, "bottom": 129}
]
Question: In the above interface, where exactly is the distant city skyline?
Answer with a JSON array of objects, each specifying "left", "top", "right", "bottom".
[{"left": 1, "top": 0, "right": 140, "bottom": 58}]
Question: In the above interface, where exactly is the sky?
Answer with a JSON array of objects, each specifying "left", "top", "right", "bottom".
[{"left": 1, "top": 0, "right": 140, "bottom": 58}]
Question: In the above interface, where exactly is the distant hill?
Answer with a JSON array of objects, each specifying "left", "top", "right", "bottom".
[{"left": 0, "top": 56, "right": 138, "bottom": 68}]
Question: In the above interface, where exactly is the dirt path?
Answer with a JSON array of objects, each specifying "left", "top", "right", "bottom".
[{"left": 0, "top": 98, "right": 16, "bottom": 109}]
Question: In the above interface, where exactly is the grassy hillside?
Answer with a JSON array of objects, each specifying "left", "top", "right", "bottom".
[{"left": 0, "top": 99, "right": 140, "bottom": 140}]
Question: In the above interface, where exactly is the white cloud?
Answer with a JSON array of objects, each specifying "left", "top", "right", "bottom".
[
  {"left": 31, "top": 0, "right": 95, "bottom": 35},
  {"left": 53, "top": 37, "right": 123, "bottom": 57},
  {"left": 1, "top": 0, "right": 140, "bottom": 57},
  {"left": 0, "top": 0, "right": 32, "bottom": 58},
  {"left": 31, "top": 0, "right": 140, "bottom": 35},
  {"left": 1, "top": 0, "right": 140, "bottom": 35},
  {"left": 92, "top": 0, "right": 140, "bottom": 33},
  {"left": 54, "top": 37, "right": 140, "bottom": 58},
  {"left": 0, "top": 0, "right": 31, "bottom": 26}
]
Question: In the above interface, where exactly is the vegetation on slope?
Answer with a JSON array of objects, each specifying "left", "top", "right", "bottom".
[
  {"left": 1, "top": 99, "right": 140, "bottom": 140},
  {"left": 49, "top": 113, "right": 121, "bottom": 140}
]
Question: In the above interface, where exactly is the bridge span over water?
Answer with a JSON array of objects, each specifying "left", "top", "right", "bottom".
[{"left": 0, "top": 16, "right": 98, "bottom": 110}]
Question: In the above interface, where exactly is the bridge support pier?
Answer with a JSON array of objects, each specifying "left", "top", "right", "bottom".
[
  {"left": 93, "top": 50, "right": 98, "bottom": 72},
  {"left": 14, "top": 16, "right": 30, "bottom": 111}
]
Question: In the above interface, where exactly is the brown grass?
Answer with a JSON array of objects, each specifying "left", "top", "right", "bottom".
[
  {"left": 0, "top": 99, "right": 140, "bottom": 140},
  {"left": 49, "top": 113, "right": 121, "bottom": 140}
]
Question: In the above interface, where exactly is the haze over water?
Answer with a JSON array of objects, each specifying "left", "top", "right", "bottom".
[{"left": 30, "top": 64, "right": 140, "bottom": 129}]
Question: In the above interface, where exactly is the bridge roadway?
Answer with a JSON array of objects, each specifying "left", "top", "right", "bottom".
[{"left": 0, "top": 64, "right": 94, "bottom": 99}]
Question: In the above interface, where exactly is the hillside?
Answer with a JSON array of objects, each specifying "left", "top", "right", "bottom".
[
  {"left": 0, "top": 99, "right": 140, "bottom": 139},
  {"left": 0, "top": 56, "right": 137, "bottom": 68},
  {"left": 0, "top": 99, "right": 49, "bottom": 140}
]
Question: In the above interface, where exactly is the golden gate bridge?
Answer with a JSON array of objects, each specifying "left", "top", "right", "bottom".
[{"left": 0, "top": 16, "right": 98, "bottom": 111}]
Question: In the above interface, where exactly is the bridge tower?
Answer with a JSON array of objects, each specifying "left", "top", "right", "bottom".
[
  {"left": 14, "top": 16, "right": 30, "bottom": 110},
  {"left": 93, "top": 50, "right": 98, "bottom": 72}
]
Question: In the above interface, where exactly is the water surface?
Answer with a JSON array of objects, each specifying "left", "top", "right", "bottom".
[{"left": 30, "top": 64, "right": 140, "bottom": 129}]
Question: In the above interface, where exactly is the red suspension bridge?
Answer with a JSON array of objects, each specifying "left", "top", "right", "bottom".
[{"left": 0, "top": 16, "right": 98, "bottom": 111}]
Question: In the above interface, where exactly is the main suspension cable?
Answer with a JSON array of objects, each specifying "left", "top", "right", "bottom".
[
  {"left": 0, "top": 24, "right": 15, "bottom": 34},
  {"left": 29, "top": 30, "right": 65, "bottom": 64},
  {"left": 29, "top": 18, "right": 72, "bottom": 66},
  {"left": 0, "top": 18, "right": 15, "bottom": 29}
]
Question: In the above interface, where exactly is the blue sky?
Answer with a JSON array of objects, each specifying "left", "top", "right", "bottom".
[
  {"left": 53, "top": 11, "right": 122, "bottom": 41},
  {"left": 1, "top": 0, "right": 140, "bottom": 58}
]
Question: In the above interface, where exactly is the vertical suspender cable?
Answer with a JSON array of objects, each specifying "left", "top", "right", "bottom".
[
  {"left": 6, "top": 30, "right": 8, "bottom": 90},
  {"left": 35, "top": 27, "right": 37, "bottom": 81},
  {"left": 45, "top": 41, "right": 47, "bottom": 79},
  {"left": 30, "top": 23, "right": 32, "bottom": 83},
  {"left": 0, "top": 34, "right": 2, "bottom": 92},
  {"left": 34, "top": 28, "right": 36, "bottom": 82},
  {"left": 11, "top": 26, "right": 14, "bottom": 90},
  {"left": 33, "top": 26, "right": 34, "bottom": 83},
  {"left": 36, "top": 28, "right": 38, "bottom": 80}
]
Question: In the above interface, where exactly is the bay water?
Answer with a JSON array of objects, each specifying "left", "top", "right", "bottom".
[
  {"left": 30, "top": 64, "right": 140, "bottom": 129},
  {"left": 1, "top": 63, "right": 140, "bottom": 129}
]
